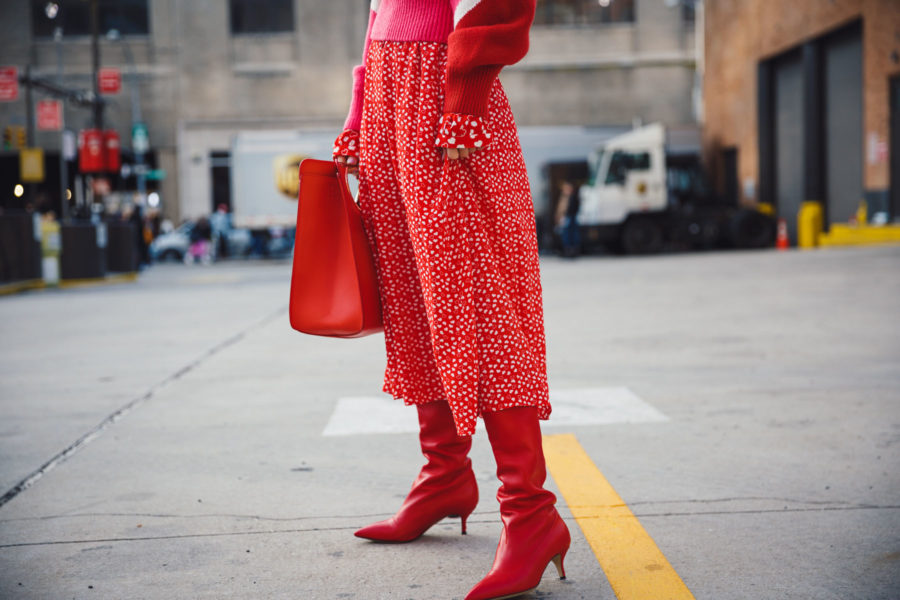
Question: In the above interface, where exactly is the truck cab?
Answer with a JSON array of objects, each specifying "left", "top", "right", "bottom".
[{"left": 580, "top": 122, "right": 669, "bottom": 227}]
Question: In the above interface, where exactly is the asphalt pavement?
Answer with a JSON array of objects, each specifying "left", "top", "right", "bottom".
[{"left": 1, "top": 245, "right": 898, "bottom": 599}]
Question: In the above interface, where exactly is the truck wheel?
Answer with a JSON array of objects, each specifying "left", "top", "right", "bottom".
[
  {"left": 622, "top": 217, "right": 664, "bottom": 255},
  {"left": 730, "top": 209, "right": 775, "bottom": 249}
]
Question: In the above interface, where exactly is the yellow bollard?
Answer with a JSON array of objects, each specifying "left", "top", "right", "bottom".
[
  {"left": 856, "top": 199, "right": 867, "bottom": 226},
  {"left": 798, "top": 201, "right": 823, "bottom": 249}
]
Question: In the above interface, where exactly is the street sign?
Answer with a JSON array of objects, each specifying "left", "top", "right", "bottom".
[
  {"left": 103, "top": 129, "right": 121, "bottom": 172},
  {"left": 79, "top": 129, "right": 104, "bottom": 173},
  {"left": 37, "top": 99, "right": 63, "bottom": 131},
  {"left": 98, "top": 67, "right": 121, "bottom": 95},
  {"left": 131, "top": 122, "right": 149, "bottom": 154},
  {"left": 146, "top": 168, "right": 167, "bottom": 181},
  {"left": 0, "top": 66, "right": 18, "bottom": 101},
  {"left": 20, "top": 148, "right": 45, "bottom": 182}
]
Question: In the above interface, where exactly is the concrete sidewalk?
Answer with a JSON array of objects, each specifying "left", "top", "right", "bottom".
[{"left": 1, "top": 247, "right": 898, "bottom": 599}]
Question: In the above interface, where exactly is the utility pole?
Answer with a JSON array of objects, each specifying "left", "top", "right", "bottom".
[
  {"left": 55, "top": 26, "right": 70, "bottom": 223},
  {"left": 108, "top": 29, "right": 147, "bottom": 209},
  {"left": 89, "top": 0, "right": 102, "bottom": 217},
  {"left": 90, "top": 0, "right": 102, "bottom": 130},
  {"left": 24, "top": 65, "right": 35, "bottom": 210}
]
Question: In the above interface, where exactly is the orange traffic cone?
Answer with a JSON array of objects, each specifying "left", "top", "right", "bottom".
[{"left": 776, "top": 218, "right": 789, "bottom": 250}]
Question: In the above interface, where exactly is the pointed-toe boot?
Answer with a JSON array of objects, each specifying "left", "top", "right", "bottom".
[
  {"left": 465, "top": 406, "right": 570, "bottom": 600},
  {"left": 355, "top": 400, "right": 478, "bottom": 543}
]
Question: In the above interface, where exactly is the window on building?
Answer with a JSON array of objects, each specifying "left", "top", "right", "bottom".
[
  {"left": 534, "top": 0, "right": 636, "bottom": 26},
  {"left": 681, "top": 0, "right": 696, "bottom": 23},
  {"left": 229, "top": 0, "right": 295, "bottom": 34},
  {"left": 31, "top": 0, "right": 150, "bottom": 38}
]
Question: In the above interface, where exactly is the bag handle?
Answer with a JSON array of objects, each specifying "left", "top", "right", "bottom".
[{"left": 333, "top": 158, "right": 354, "bottom": 203}]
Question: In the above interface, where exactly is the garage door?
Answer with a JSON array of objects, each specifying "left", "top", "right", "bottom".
[
  {"left": 774, "top": 51, "right": 804, "bottom": 244},
  {"left": 823, "top": 26, "right": 863, "bottom": 226}
]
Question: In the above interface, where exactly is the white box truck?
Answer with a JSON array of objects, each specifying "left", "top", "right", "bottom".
[
  {"left": 229, "top": 129, "right": 352, "bottom": 257},
  {"left": 577, "top": 123, "right": 775, "bottom": 254}
]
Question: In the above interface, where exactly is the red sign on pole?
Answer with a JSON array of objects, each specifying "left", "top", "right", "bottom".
[
  {"left": 79, "top": 129, "right": 105, "bottom": 173},
  {"left": 37, "top": 99, "right": 63, "bottom": 131},
  {"left": 0, "top": 66, "right": 18, "bottom": 102},
  {"left": 98, "top": 67, "right": 121, "bottom": 95}
]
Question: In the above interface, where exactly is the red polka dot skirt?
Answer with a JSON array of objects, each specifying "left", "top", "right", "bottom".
[{"left": 358, "top": 41, "right": 550, "bottom": 436}]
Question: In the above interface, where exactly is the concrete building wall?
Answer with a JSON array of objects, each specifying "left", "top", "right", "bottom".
[
  {"left": 506, "top": 2, "right": 696, "bottom": 126},
  {"left": 703, "top": 0, "right": 900, "bottom": 209}
]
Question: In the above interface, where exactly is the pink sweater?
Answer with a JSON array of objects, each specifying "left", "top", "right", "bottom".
[{"left": 343, "top": 0, "right": 535, "bottom": 132}]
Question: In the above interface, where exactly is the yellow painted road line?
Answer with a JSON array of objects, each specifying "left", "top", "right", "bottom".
[
  {"left": 0, "top": 279, "right": 45, "bottom": 296},
  {"left": 58, "top": 272, "right": 138, "bottom": 289},
  {"left": 1, "top": 273, "right": 138, "bottom": 296},
  {"left": 544, "top": 433, "right": 695, "bottom": 600}
]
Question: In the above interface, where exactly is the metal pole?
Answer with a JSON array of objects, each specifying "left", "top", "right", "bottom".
[
  {"left": 56, "top": 27, "right": 69, "bottom": 223},
  {"left": 90, "top": 0, "right": 102, "bottom": 130},
  {"left": 121, "top": 41, "right": 141, "bottom": 123},
  {"left": 24, "top": 65, "right": 35, "bottom": 147},
  {"left": 24, "top": 65, "right": 35, "bottom": 210},
  {"left": 120, "top": 39, "right": 146, "bottom": 207},
  {"left": 89, "top": 0, "right": 103, "bottom": 220}
]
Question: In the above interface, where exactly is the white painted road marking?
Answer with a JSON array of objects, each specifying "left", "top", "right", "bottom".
[
  {"left": 322, "top": 396, "right": 418, "bottom": 436},
  {"left": 542, "top": 387, "right": 668, "bottom": 427},
  {"left": 321, "top": 387, "right": 668, "bottom": 436}
]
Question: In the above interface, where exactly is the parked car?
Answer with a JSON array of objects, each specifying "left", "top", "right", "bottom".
[
  {"left": 149, "top": 221, "right": 294, "bottom": 262},
  {"left": 149, "top": 221, "right": 253, "bottom": 262}
]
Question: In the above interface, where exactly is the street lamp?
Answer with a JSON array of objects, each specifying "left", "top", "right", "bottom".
[{"left": 106, "top": 28, "right": 148, "bottom": 209}]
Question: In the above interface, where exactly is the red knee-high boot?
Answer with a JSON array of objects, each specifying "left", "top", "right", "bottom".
[
  {"left": 465, "top": 406, "right": 570, "bottom": 600},
  {"left": 355, "top": 400, "right": 478, "bottom": 543}
]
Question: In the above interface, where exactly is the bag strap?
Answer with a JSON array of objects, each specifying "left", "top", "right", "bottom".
[{"left": 333, "top": 159, "right": 353, "bottom": 202}]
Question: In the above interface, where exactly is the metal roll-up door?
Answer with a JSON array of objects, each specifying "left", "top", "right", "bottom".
[
  {"left": 774, "top": 52, "right": 804, "bottom": 244},
  {"left": 823, "top": 27, "right": 863, "bottom": 226}
]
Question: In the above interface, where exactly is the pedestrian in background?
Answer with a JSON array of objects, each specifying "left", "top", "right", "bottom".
[
  {"left": 555, "top": 180, "right": 582, "bottom": 258},
  {"left": 333, "top": 2, "right": 568, "bottom": 599},
  {"left": 210, "top": 203, "right": 231, "bottom": 259},
  {"left": 188, "top": 216, "right": 212, "bottom": 265},
  {"left": 129, "top": 202, "right": 149, "bottom": 269}
]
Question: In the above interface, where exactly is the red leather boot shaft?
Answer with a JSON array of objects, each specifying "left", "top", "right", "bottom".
[
  {"left": 355, "top": 401, "right": 478, "bottom": 542},
  {"left": 465, "top": 406, "right": 570, "bottom": 600}
]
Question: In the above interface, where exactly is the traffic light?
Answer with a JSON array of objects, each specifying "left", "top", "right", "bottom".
[{"left": 3, "top": 126, "right": 26, "bottom": 149}]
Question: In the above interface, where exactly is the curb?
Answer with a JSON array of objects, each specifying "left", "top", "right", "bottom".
[{"left": 0, "top": 272, "right": 139, "bottom": 297}]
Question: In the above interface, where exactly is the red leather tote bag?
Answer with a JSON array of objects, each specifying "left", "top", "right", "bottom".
[{"left": 289, "top": 159, "right": 383, "bottom": 338}]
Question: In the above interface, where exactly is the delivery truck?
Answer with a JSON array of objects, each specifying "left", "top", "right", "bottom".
[{"left": 576, "top": 123, "right": 775, "bottom": 254}]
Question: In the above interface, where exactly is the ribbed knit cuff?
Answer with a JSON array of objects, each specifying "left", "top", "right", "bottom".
[
  {"left": 443, "top": 65, "right": 501, "bottom": 118},
  {"left": 343, "top": 65, "right": 366, "bottom": 132}
]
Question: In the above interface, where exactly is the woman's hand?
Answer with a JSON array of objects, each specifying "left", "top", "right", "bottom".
[
  {"left": 435, "top": 113, "right": 489, "bottom": 161},
  {"left": 333, "top": 130, "right": 360, "bottom": 177},
  {"left": 440, "top": 147, "right": 483, "bottom": 161},
  {"left": 335, "top": 155, "right": 359, "bottom": 177}
]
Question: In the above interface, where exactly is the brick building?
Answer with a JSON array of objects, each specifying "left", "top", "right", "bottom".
[
  {"left": 0, "top": 0, "right": 699, "bottom": 223},
  {"left": 702, "top": 0, "right": 900, "bottom": 242}
]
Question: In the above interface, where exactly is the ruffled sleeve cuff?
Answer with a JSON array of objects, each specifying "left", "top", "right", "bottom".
[
  {"left": 434, "top": 113, "right": 492, "bottom": 149},
  {"left": 332, "top": 129, "right": 360, "bottom": 161}
]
